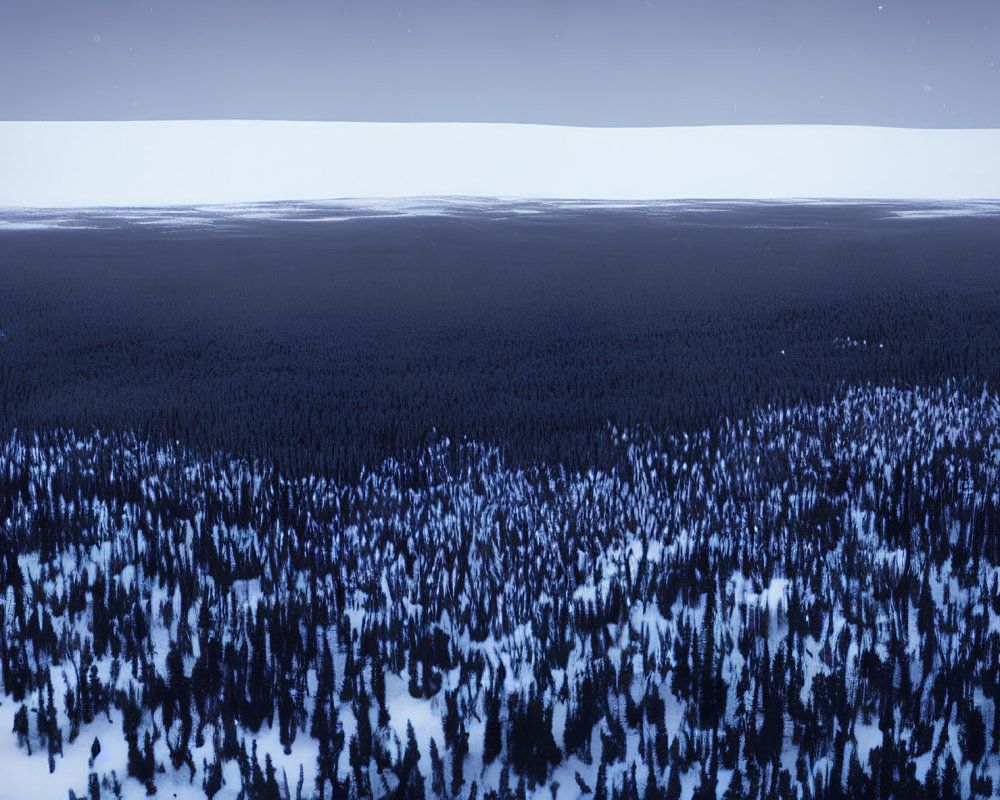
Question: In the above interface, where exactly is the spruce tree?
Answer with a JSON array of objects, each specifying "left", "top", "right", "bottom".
[
  {"left": 699, "top": 581, "right": 718, "bottom": 730},
  {"left": 941, "top": 753, "right": 961, "bottom": 800},
  {"left": 451, "top": 720, "right": 469, "bottom": 796},
  {"left": 399, "top": 723, "right": 426, "bottom": 800},
  {"left": 664, "top": 767, "right": 681, "bottom": 800},
  {"left": 203, "top": 756, "right": 224, "bottom": 800},
  {"left": 483, "top": 682, "right": 503, "bottom": 766},
  {"left": 430, "top": 738, "right": 447, "bottom": 798},
  {"left": 960, "top": 704, "right": 986, "bottom": 765},
  {"left": 264, "top": 754, "right": 281, "bottom": 800},
  {"left": 13, "top": 704, "right": 31, "bottom": 754},
  {"left": 722, "top": 766, "right": 743, "bottom": 800},
  {"left": 594, "top": 759, "right": 608, "bottom": 800}
]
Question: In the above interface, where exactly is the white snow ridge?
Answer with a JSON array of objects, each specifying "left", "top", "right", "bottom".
[{"left": 1, "top": 121, "right": 999, "bottom": 207}]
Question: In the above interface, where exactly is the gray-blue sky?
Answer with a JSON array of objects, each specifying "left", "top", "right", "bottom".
[{"left": 2, "top": 0, "right": 998, "bottom": 126}]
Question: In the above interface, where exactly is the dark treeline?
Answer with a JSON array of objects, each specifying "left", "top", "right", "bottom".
[{"left": 1, "top": 204, "right": 1000, "bottom": 480}]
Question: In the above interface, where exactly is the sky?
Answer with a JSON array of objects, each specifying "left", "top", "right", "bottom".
[{"left": 1, "top": 0, "right": 998, "bottom": 127}]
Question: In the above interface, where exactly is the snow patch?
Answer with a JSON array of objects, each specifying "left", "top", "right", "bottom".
[{"left": 2, "top": 121, "right": 1000, "bottom": 207}]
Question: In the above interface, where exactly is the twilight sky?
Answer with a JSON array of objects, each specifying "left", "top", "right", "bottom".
[{"left": 1, "top": 0, "right": 998, "bottom": 127}]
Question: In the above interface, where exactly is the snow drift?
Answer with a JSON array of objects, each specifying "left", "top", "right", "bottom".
[{"left": 1, "top": 121, "right": 999, "bottom": 207}]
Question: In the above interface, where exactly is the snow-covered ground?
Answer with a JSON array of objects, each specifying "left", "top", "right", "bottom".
[
  {"left": 1, "top": 122, "right": 999, "bottom": 207},
  {"left": 2, "top": 382, "right": 1000, "bottom": 799},
  {"left": 0, "top": 196, "right": 998, "bottom": 235}
]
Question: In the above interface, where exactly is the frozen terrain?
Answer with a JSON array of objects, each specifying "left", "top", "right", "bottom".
[
  {"left": 2, "top": 383, "right": 999, "bottom": 799},
  {"left": 1, "top": 122, "right": 999, "bottom": 207},
  {"left": 3, "top": 198, "right": 1000, "bottom": 233}
]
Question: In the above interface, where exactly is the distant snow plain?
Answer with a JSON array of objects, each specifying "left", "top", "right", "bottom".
[{"left": 1, "top": 122, "right": 999, "bottom": 208}]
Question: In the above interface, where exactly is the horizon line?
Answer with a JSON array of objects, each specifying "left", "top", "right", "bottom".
[{"left": 4, "top": 120, "right": 1000, "bottom": 131}]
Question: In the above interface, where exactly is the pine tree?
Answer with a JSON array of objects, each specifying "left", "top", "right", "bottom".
[
  {"left": 664, "top": 767, "right": 681, "bottom": 800},
  {"left": 128, "top": 735, "right": 144, "bottom": 783},
  {"left": 278, "top": 678, "right": 296, "bottom": 754},
  {"left": 451, "top": 720, "right": 469, "bottom": 796},
  {"left": 699, "top": 581, "right": 718, "bottom": 730},
  {"left": 671, "top": 631, "right": 691, "bottom": 701},
  {"left": 960, "top": 704, "right": 986, "bottom": 765},
  {"left": 373, "top": 665, "right": 391, "bottom": 728},
  {"left": 594, "top": 759, "right": 608, "bottom": 800},
  {"left": 35, "top": 687, "right": 48, "bottom": 751},
  {"left": 142, "top": 729, "right": 157, "bottom": 795},
  {"left": 13, "top": 704, "right": 31, "bottom": 754},
  {"left": 845, "top": 749, "right": 868, "bottom": 798},
  {"left": 430, "top": 738, "right": 447, "bottom": 798},
  {"left": 349, "top": 734, "right": 371, "bottom": 799},
  {"left": 498, "top": 765, "right": 511, "bottom": 800},
  {"left": 917, "top": 572, "right": 937, "bottom": 677},
  {"left": 443, "top": 691, "right": 460, "bottom": 751},
  {"left": 565, "top": 670, "right": 598, "bottom": 763},
  {"left": 318, "top": 635, "right": 336, "bottom": 702},
  {"left": 45, "top": 679, "right": 63, "bottom": 760},
  {"left": 643, "top": 771, "right": 665, "bottom": 800},
  {"left": 756, "top": 647, "right": 784, "bottom": 769},
  {"left": 654, "top": 725, "right": 669, "bottom": 772},
  {"left": 398, "top": 723, "right": 426, "bottom": 800},
  {"left": 483, "top": 680, "right": 503, "bottom": 766},
  {"left": 264, "top": 754, "right": 282, "bottom": 800},
  {"left": 721, "top": 766, "right": 743, "bottom": 800},
  {"left": 203, "top": 756, "right": 224, "bottom": 800},
  {"left": 941, "top": 753, "right": 961, "bottom": 800},
  {"left": 408, "top": 655, "right": 422, "bottom": 700},
  {"left": 924, "top": 763, "right": 941, "bottom": 800},
  {"left": 247, "top": 610, "right": 272, "bottom": 731},
  {"left": 355, "top": 681, "right": 373, "bottom": 766},
  {"left": 166, "top": 634, "right": 189, "bottom": 722}
]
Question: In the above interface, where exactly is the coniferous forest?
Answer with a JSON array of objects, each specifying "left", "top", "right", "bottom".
[{"left": 2, "top": 201, "right": 1000, "bottom": 799}]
